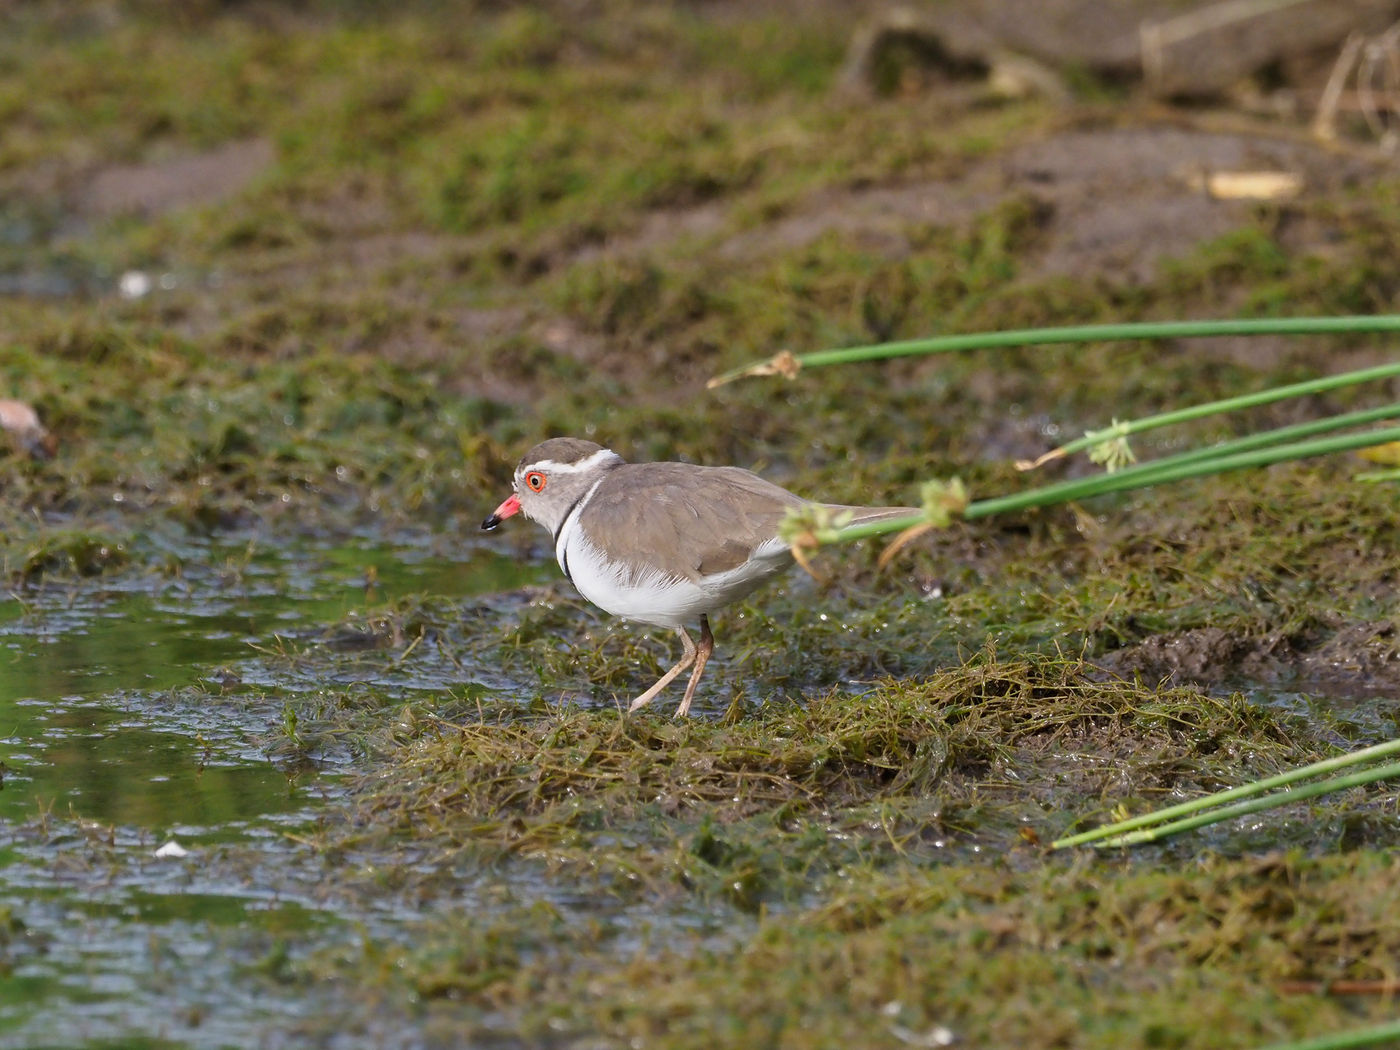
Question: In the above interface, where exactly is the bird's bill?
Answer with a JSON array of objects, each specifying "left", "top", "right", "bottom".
[{"left": 480, "top": 492, "right": 521, "bottom": 531}]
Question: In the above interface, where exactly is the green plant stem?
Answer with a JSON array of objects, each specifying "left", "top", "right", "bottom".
[
  {"left": 1112, "top": 402, "right": 1400, "bottom": 475},
  {"left": 1254, "top": 1020, "right": 1400, "bottom": 1050},
  {"left": 1092, "top": 758, "right": 1400, "bottom": 847},
  {"left": 972, "top": 424, "right": 1400, "bottom": 515},
  {"left": 1051, "top": 738, "right": 1400, "bottom": 849},
  {"left": 833, "top": 423, "right": 1400, "bottom": 544},
  {"left": 1356, "top": 468, "right": 1400, "bottom": 482},
  {"left": 710, "top": 315, "right": 1400, "bottom": 385},
  {"left": 1045, "top": 365, "right": 1400, "bottom": 464}
]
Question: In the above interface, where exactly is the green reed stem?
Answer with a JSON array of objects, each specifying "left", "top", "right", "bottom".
[
  {"left": 1253, "top": 1019, "right": 1400, "bottom": 1050},
  {"left": 832, "top": 423, "right": 1400, "bottom": 544},
  {"left": 1051, "top": 739, "right": 1400, "bottom": 849},
  {"left": 709, "top": 315, "right": 1400, "bottom": 386},
  {"left": 1110, "top": 402, "right": 1400, "bottom": 474},
  {"left": 1092, "top": 759, "right": 1400, "bottom": 847},
  {"left": 1045, "top": 365, "right": 1400, "bottom": 465}
]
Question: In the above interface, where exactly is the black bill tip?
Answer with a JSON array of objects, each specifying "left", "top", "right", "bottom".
[{"left": 481, "top": 514, "right": 502, "bottom": 531}]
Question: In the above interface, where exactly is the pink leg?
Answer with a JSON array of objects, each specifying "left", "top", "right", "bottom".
[
  {"left": 628, "top": 626, "right": 697, "bottom": 712},
  {"left": 674, "top": 615, "right": 714, "bottom": 718}
]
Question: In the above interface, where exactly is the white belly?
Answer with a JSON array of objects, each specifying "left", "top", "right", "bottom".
[{"left": 557, "top": 528, "right": 792, "bottom": 629}]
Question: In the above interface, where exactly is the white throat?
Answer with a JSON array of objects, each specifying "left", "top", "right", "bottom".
[{"left": 553, "top": 475, "right": 609, "bottom": 573}]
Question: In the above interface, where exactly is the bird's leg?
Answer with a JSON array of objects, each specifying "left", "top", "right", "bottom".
[
  {"left": 628, "top": 626, "right": 697, "bottom": 712},
  {"left": 673, "top": 615, "right": 714, "bottom": 718}
]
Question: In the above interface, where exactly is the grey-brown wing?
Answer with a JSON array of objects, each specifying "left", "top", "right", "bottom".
[{"left": 589, "top": 464, "right": 806, "bottom": 582}]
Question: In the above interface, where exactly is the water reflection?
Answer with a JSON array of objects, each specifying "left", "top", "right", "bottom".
[{"left": 0, "top": 528, "right": 544, "bottom": 1049}]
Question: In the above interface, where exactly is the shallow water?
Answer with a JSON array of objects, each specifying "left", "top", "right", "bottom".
[{"left": 0, "top": 526, "right": 546, "bottom": 1050}]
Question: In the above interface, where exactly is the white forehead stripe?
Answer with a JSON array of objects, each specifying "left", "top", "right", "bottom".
[{"left": 520, "top": 448, "right": 622, "bottom": 477}]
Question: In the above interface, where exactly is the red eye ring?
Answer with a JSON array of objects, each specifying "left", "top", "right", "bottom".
[{"left": 525, "top": 471, "right": 546, "bottom": 492}]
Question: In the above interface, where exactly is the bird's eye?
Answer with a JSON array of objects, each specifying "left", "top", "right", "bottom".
[{"left": 525, "top": 471, "right": 546, "bottom": 492}]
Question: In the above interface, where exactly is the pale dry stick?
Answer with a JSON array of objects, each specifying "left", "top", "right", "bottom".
[
  {"left": 1357, "top": 21, "right": 1400, "bottom": 148},
  {"left": 1313, "top": 31, "right": 1365, "bottom": 140}
]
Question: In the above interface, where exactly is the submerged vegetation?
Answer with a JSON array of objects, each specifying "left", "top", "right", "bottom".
[{"left": 4, "top": 1, "right": 1400, "bottom": 1047}]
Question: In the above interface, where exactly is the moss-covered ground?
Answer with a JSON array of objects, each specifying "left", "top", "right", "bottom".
[{"left": 4, "top": 2, "right": 1400, "bottom": 1047}]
